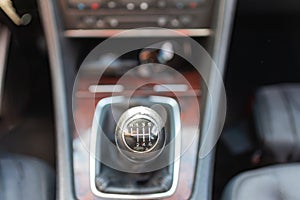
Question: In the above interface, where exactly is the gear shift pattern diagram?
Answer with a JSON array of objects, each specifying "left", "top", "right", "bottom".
[{"left": 115, "top": 106, "right": 166, "bottom": 162}]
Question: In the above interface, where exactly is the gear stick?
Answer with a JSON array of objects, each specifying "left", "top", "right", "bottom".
[{"left": 115, "top": 106, "right": 166, "bottom": 162}]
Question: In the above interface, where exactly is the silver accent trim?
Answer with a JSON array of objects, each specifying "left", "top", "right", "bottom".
[
  {"left": 0, "top": 24, "right": 10, "bottom": 115},
  {"left": 153, "top": 84, "right": 189, "bottom": 92},
  {"left": 88, "top": 84, "right": 124, "bottom": 93},
  {"left": 37, "top": 1, "right": 75, "bottom": 199},
  {"left": 90, "top": 96, "right": 181, "bottom": 199},
  {"left": 190, "top": 0, "right": 237, "bottom": 199},
  {"left": 64, "top": 28, "right": 212, "bottom": 38}
]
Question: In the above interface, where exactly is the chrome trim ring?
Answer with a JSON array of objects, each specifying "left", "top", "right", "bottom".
[{"left": 90, "top": 96, "right": 181, "bottom": 199}]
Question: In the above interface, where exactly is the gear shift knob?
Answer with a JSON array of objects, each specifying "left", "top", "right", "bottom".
[{"left": 115, "top": 106, "right": 166, "bottom": 162}]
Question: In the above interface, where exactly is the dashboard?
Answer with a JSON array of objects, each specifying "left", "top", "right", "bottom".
[{"left": 59, "top": 0, "right": 214, "bottom": 37}]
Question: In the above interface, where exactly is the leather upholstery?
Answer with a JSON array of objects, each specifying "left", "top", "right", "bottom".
[
  {"left": 0, "top": 154, "right": 55, "bottom": 200},
  {"left": 222, "top": 164, "right": 300, "bottom": 200},
  {"left": 254, "top": 84, "right": 300, "bottom": 162}
]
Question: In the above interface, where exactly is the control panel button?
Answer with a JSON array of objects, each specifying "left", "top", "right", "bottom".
[
  {"left": 107, "top": 1, "right": 117, "bottom": 8},
  {"left": 140, "top": 2, "right": 149, "bottom": 10},
  {"left": 189, "top": 2, "right": 198, "bottom": 9},
  {"left": 77, "top": 3, "right": 86, "bottom": 10},
  {"left": 126, "top": 3, "right": 135, "bottom": 10},
  {"left": 96, "top": 19, "right": 105, "bottom": 28},
  {"left": 170, "top": 18, "right": 180, "bottom": 27},
  {"left": 176, "top": 2, "right": 184, "bottom": 9},
  {"left": 180, "top": 15, "right": 192, "bottom": 25},
  {"left": 91, "top": 2, "right": 100, "bottom": 10},
  {"left": 109, "top": 18, "right": 119, "bottom": 27},
  {"left": 157, "top": 17, "right": 167, "bottom": 26},
  {"left": 83, "top": 16, "right": 96, "bottom": 26},
  {"left": 157, "top": 0, "right": 167, "bottom": 8}
]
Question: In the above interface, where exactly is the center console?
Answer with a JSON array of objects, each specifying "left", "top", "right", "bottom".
[
  {"left": 37, "top": 0, "right": 236, "bottom": 199},
  {"left": 72, "top": 37, "right": 202, "bottom": 199}
]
